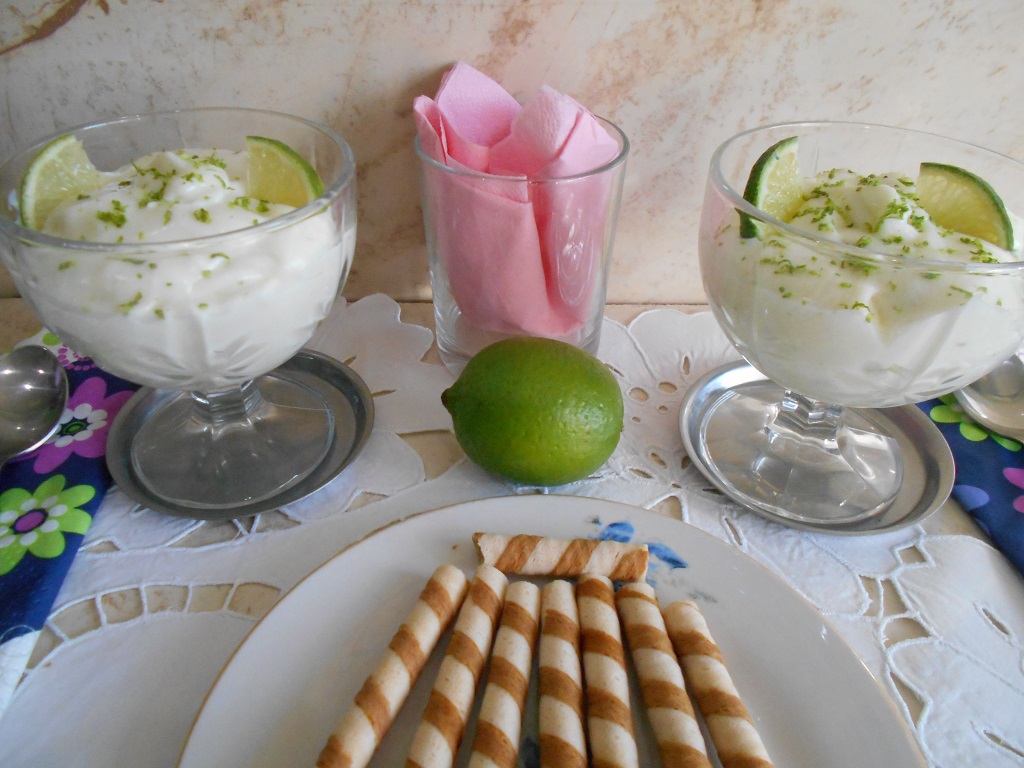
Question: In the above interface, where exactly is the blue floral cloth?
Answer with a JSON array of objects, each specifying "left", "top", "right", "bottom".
[
  {"left": 919, "top": 396, "right": 1024, "bottom": 575},
  {"left": 0, "top": 336, "right": 138, "bottom": 647}
]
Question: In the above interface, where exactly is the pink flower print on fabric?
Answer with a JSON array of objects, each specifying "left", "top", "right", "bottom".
[
  {"left": 31, "top": 376, "right": 134, "bottom": 474},
  {"left": 38, "top": 332, "right": 94, "bottom": 373},
  {"left": 1003, "top": 468, "right": 1024, "bottom": 514},
  {"left": 56, "top": 344, "right": 95, "bottom": 373}
]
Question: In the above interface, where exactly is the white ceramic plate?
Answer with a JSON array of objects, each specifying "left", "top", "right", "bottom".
[{"left": 178, "top": 496, "right": 925, "bottom": 768}]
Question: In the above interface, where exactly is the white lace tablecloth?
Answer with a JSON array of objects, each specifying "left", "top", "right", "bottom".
[{"left": 0, "top": 293, "right": 1021, "bottom": 767}]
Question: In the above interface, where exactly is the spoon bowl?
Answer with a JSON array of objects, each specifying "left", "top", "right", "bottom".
[
  {"left": 954, "top": 355, "right": 1024, "bottom": 441},
  {"left": 0, "top": 346, "right": 69, "bottom": 468}
]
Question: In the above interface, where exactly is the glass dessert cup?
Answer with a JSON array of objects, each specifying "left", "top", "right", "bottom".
[
  {"left": 0, "top": 108, "right": 358, "bottom": 515},
  {"left": 415, "top": 117, "right": 629, "bottom": 374},
  {"left": 698, "top": 121, "right": 1024, "bottom": 525}
]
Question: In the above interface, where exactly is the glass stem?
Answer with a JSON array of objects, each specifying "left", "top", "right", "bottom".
[
  {"left": 770, "top": 389, "right": 844, "bottom": 448},
  {"left": 190, "top": 381, "right": 265, "bottom": 428}
]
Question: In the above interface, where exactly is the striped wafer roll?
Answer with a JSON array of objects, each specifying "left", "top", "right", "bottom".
[
  {"left": 406, "top": 564, "right": 508, "bottom": 768},
  {"left": 467, "top": 581, "right": 541, "bottom": 768},
  {"left": 615, "top": 583, "right": 713, "bottom": 768},
  {"left": 577, "top": 574, "right": 639, "bottom": 768},
  {"left": 473, "top": 533, "right": 648, "bottom": 581},
  {"left": 316, "top": 564, "right": 469, "bottom": 768},
  {"left": 664, "top": 600, "right": 774, "bottom": 768},
  {"left": 538, "top": 580, "right": 587, "bottom": 768}
]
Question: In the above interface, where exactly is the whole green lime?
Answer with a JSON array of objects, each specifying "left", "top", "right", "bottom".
[{"left": 442, "top": 337, "right": 623, "bottom": 486}]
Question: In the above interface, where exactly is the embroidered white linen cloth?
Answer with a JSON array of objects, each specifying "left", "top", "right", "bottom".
[{"left": 0, "top": 293, "right": 1020, "bottom": 768}]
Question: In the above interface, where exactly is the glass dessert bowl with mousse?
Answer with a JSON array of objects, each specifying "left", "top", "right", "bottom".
[
  {"left": 695, "top": 121, "right": 1024, "bottom": 526},
  {"left": 0, "top": 108, "right": 358, "bottom": 517}
]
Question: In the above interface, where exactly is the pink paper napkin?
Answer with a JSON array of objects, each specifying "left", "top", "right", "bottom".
[{"left": 414, "top": 62, "right": 622, "bottom": 337}]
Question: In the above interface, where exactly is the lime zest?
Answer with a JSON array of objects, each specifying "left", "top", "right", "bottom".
[
  {"left": 19, "top": 133, "right": 102, "bottom": 230},
  {"left": 741, "top": 136, "right": 803, "bottom": 238},
  {"left": 245, "top": 135, "right": 324, "bottom": 208},
  {"left": 917, "top": 162, "right": 1014, "bottom": 251}
]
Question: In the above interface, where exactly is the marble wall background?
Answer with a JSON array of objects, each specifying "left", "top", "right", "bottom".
[{"left": 2, "top": 0, "right": 1022, "bottom": 305}]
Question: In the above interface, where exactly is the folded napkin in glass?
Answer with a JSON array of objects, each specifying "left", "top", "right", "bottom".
[
  {"left": 413, "top": 61, "right": 621, "bottom": 338},
  {"left": 0, "top": 334, "right": 138, "bottom": 710},
  {"left": 920, "top": 396, "right": 1024, "bottom": 574}
]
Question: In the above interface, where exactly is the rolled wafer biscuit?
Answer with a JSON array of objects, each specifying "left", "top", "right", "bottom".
[
  {"left": 616, "top": 583, "right": 712, "bottom": 768},
  {"left": 473, "top": 532, "right": 648, "bottom": 581},
  {"left": 406, "top": 564, "right": 508, "bottom": 768},
  {"left": 664, "top": 600, "right": 774, "bottom": 768},
  {"left": 467, "top": 581, "right": 541, "bottom": 768},
  {"left": 538, "top": 580, "right": 587, "bottom": 768},
  {"left": 316, "top": 563, "right": 469, "bottom": 768},
  {"left": 577, "top": 574, "right": 639, "bottom": 768}
]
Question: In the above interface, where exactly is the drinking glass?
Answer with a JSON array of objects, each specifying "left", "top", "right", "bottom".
[
  {"left": 698, "top": 121, "right": 1024, "bottom": 524},
  {"left": 416, "top": 117, "right": 629, "bottom": 373},
  {"left": 0, "top": 108, "right": 357, "bottom": 514}
]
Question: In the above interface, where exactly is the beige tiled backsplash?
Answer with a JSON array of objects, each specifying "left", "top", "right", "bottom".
[{"left": 2, "top": 1, "right": 1021, "bottom": 304}]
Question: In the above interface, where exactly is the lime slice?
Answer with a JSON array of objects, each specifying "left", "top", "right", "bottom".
[
  {"left": 740, "top": 135, "right": 803, "bottom": 238},
  {"left": 19, "top": 133, "right": 101, "bottom": 230},
  {"left": 246, "top": 135, "right": 324, "bottom": 208},
  {"left": 917, "top": 162, "right": 1013, "bottom": 250}
]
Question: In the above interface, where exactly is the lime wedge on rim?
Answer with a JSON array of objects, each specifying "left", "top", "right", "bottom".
[
  {"left": 19, "top": 133, "right": 102, "bottom": 231},
  {"left": 246, "top": 135, "right": 324, "bottom": 208},
  {"left": 740, "top": 135, "right": 803, "bottom": 238},
  {"left": 917, "top": 162, "right": 1014, "bottom": 250}
]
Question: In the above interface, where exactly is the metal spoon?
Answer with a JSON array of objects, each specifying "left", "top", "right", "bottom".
[
  {"left": 954, "top": 355, "right": 1024, "bottom": 441},
  {"left": 0, "top": 346, "right": 69, "bottom": 469}
]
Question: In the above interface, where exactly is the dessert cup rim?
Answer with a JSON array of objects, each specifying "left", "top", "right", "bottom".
[
  {"left": 413, "top": 114, "right": 630, "bottom": 183},
  {"left": 710, "top": 119, "right": 1024, "bottom": 274},
  {"left": 0, "top": 106, "right": 356, "bottom": 252}
]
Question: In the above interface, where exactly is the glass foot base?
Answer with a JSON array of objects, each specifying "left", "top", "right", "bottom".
[
  {"left": 130, "top": 377, "right": 333, "bottom": 511},
  {"left": 701, "top": 386, "right": 903, "bottom": 524},
  {"left": 106, "top": 350, "right": 375, "bottom": 520},
  {"left": 681, "top": 361, "right": 955, "bottom": 534}
]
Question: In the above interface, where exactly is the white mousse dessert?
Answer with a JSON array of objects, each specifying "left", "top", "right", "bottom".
[
  {"left": 702, "top": 165, "right": 1024, "bottom": 406},
  {"left": 20, "top": 148, "right": 352, "bottom": 390}
]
